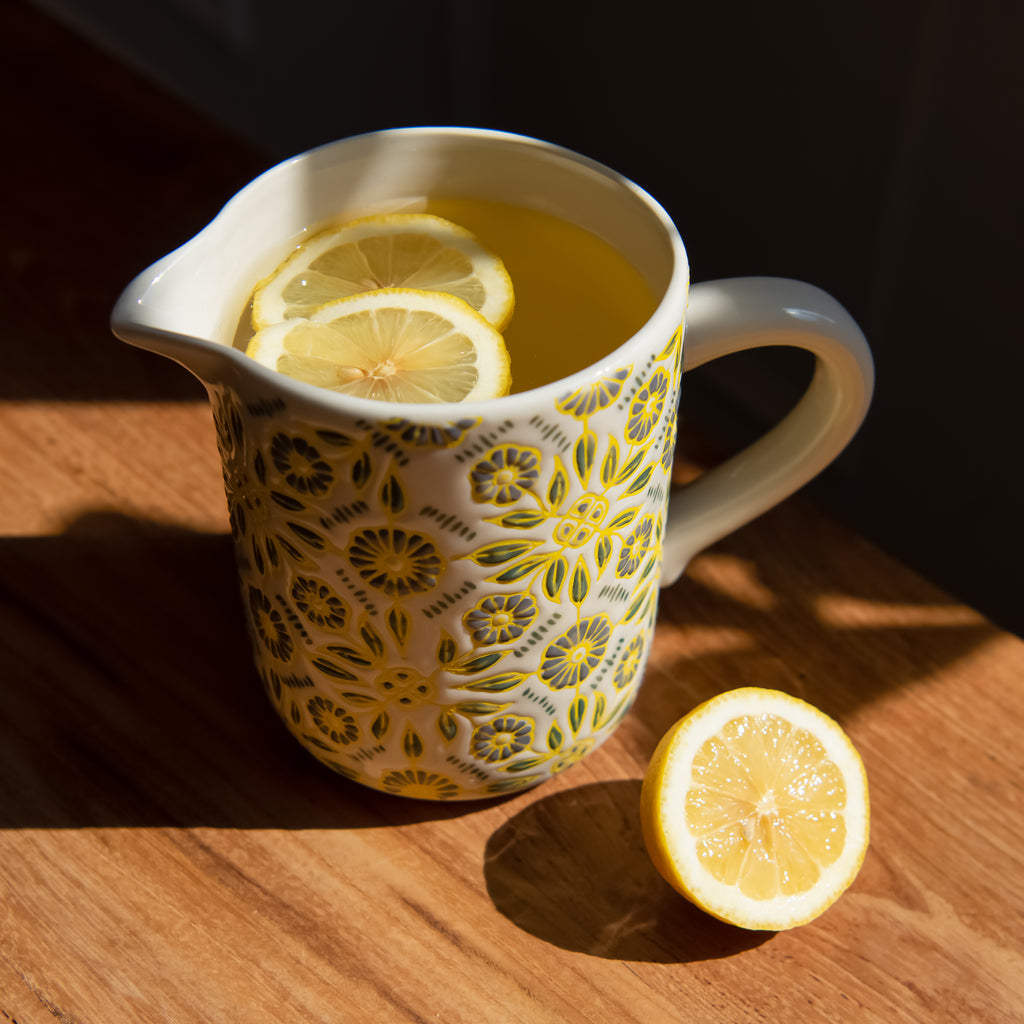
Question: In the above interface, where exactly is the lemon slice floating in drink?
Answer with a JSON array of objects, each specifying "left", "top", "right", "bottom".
[
  {"left": 640, "top": 687, "right": 870, "bottom": 931},
  {"left": 252, "top": 213, "right": 516, "bottom": 331},
  {"left": 245, "top": 288, "right": 512, "bottom": 403}
]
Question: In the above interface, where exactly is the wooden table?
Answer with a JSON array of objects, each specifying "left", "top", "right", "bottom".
[{"left": 2, "top": 4, "right": 1022, "bottom": 1020}]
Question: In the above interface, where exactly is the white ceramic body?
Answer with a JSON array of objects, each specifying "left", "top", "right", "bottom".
[{"left": 112, "top": 128, "right": 873, "bottom": 800}]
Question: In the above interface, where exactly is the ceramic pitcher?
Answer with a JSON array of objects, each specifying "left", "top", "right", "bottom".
[{"left": 112, "top": 127, "right": 873, "bottom": 800}]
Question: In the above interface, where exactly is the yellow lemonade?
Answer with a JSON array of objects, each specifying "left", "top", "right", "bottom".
[
  {"left": 424, "top": 199, "right": 657, "bottom": 392},
  {"left": 236, "top": 198, "right": 657, "bottom": 395}
]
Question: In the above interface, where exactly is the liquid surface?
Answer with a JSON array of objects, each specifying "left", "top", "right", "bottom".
[{"left": 235, "top": 198, "right": 658, "bottom": 394}]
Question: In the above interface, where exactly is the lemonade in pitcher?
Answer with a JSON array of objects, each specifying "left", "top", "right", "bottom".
[{"left": 237, "top": 198, "right": 658, "bottom": 397}]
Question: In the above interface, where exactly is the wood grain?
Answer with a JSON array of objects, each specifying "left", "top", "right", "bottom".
[{"left": 1, "top": 3, "right": 1022, "bottom": 1020}]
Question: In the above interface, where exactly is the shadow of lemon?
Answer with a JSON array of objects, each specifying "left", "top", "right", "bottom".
[{"left": 484, "top": 778, "right": 772, "bottom": 962}]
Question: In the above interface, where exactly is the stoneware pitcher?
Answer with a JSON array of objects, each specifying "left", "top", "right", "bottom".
[{"left": 112, "top": 127, "right": 873, "bottom": 800}]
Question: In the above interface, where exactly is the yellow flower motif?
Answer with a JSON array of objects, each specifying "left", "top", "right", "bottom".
[
  {"left": 347, "top": 527, "right": 443, "bottom": 597},
  {"left": 307, "top": 696, "right": 359, "bottom": 745},
  {"left": 270, "top": 432, "right": 335, "bottom": 496},
  {"left": 381, "top": 417, "right": 479, "bottom": 448},
  {"left": 616, "top": 515, "right": 654, "bottom": 578},
  {"left": 374, "top": 667, "right": 435, "bottom": 708},
  {"left": 469, "top": 444, "right": 541, "bottom": 505},
  {"left": 291, "top": 576, "right": 349, "bottom": 631},
  {"left": 540, "top": 615, "right": 611, "bottom": 690},
  {"left": 471, "top": 715, "right": 534, "bottom": 762},
  {"left": 556, "top": 366, "right": 631, "bottom": 419},
  {"left": 625, "top": 368, "right": 669, "bottom": 445},
  {"left": 614, "top": 635, "right": 645, "bottom": 691},
  {"left": 550, "top": 737, "right": 596, "bottom": 775},
  {"left": 463, "top": 593, "right": 538, "bottom": 645},
  {"left": 380, "top": 769, "right": 461, "bottom": 800},
  {"left": 553, "top": 494, "right": 609, "bottom": 547}
]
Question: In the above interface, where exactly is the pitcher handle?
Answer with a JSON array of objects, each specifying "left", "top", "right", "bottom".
[{"left": 660, "top": 277, "right": 874, "bottom": 585}]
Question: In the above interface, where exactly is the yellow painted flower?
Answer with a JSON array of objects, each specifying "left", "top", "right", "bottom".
[
  {"left": 463, "top": 593, "right": 538, "bottom": 645},
  {"left": 625, "top": 368, "right": 669, "bottom": 445},
  {"left": 270, "top": 432, "right": 335, "bottom": 496},
  {"left": 307, "top": 695, "right": 360, "bottom": 745},
  {"left": 540, "top": 615, "right": 612, "bottom": 690},
  {"left": 616, "top": 515, "right": 654, "bottom": 578},
  {"left": 471, "top": 715, "right": 534, "bottom": 762},
  {"left": 556, "top": 366, "right": 631, "bottom": 419},
  {"left": 614, "top": 635, "right": 645, "bottom": 690},
  {"left": 469, "top": 444, "right": 541, "bottom": 505},
  {"left": 551, "top": 737, "right": 596, "bottom": 775},
  {"left": 291, "top": 576, "right": 349, "bottom": 631},
  {"left": 346, "top": 527, "right": 443, "bottom": 597},
  {"left": 381, "top": 417, "right": 479, "bottom": 448},
  {"left": 380, "top": 769, "right": 462, "bottom": 800}
]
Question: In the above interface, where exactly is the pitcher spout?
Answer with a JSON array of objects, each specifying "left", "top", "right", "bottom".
[{"left": 111, "top": 235, "right": 248, "bottom": 386}]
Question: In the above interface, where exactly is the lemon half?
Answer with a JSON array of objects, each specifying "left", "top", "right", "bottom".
[
  {"left": 252, "top": 213, "right": 515, "bottom": 331},
  {"left": 245, "top": 288, "right": 512, "bottom": 404},
  {"left": 640, "top": 687, "right": 870, "bottom": 931}
]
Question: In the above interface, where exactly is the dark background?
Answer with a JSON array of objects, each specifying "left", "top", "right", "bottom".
[{"left": 28, "top": 0, "right": 1024, "bottom": 635}]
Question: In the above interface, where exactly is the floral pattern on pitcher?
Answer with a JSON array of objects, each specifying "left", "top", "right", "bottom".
[{"left": 210, "top": 324, "right": 683, "bottom": 798}]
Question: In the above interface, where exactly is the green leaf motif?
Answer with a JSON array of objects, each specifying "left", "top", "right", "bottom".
[
  {"left": 315, "top": 429, "right": 356, "bottom": 449},
  {"left": 624, "top": 583, "right": 653, "bottom": 623},
  {"left": 504, "top": 757, "right": 549, "bottom": 774},
  {"left": 371, "top": 711, "right": 390, "bottom": 740},
  {"left": 455, "top": 671, "right": 526, "bottom": 693},
  {"left": 276, "top": 536, "right": 308, "bottom": 565},
  {"left": 570, "top": 558, "right": 590, "bottom": 607},
  {"left": 592, "top": 691, "right": 608, "bottom": 728},
  {"left": 386, "top": 607, "right": 409, "bottom": 651},
  {"left": 616, "top": 451, "right": 646, "bottom": 485},
  {"left": 490, "top": 510, "right": 546, "bottom": 529},
  {"left": 547, "top": 720, "right": 564, "bottom": 752},
  {"left": 491, "top": 553, "right": 550, "bottom": 584},
  {"left": 311, "top": 657, "right": 358, "bottom": 681},
  {"left": 455, "top": 701, "right": 512, "bottom": 716},
  {"left": 638, "top": 554, "right": 658, "bottom": 583},
  {"left": 447, "top": 650, "right": 506, "bottom": 675},
  {"left": 360, "top": 620, "right": 385, "bottom": 659},
  {"left": 338, "top": 690, "right": 379, "bottom": 708},
  {"left": 573, "top": 430, "right": 597, "bottom": 485},
  {"left": 438, "top": 709, "right": 458, "bottom": 742},
  {"left": 601, "top": 437, "right": 620, "bottom": 487},
  {"left": 325, "top": 644, "right": 374, "bottom": 669},
  {"left": 381, "top": 474, "right": 405, "bottom": 515},
  {"left": 351, "top": 452, "right": 372, "bottom": 489},
  {"left": 607, "top": 507, "right": 639, "bottom": 531},
  {"left": 271, "top": 491, "right": 305, "bottom": 512},
  {"left": 569, "top": 695, "right": 587, "bottom": 734},
  {"left": 403, "top": 726, "right": 424, "bottom": 759},
  {"left": 468, "top": 539, "right": 541, "bottom": 566},
  {"left": 595, "top": 535, "right": 613, "bottom": 573},
  {"left": 548, "top": 457, "right": 568, "bottom": 510},
  {"left": 543, "top": 555, "right": 568, "bottom": 601},
  {"left": 438, "top": 632, "right": 457, "bottom": 664},
  {"left": 623, "top": 465, "right": 655, "bottom": 497},
  {"left": 288, "top": 522, "right": 326, "bottom": 549}
]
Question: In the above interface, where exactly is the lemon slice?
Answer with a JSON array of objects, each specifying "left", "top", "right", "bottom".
[
  {"left": 640, "top": 687, "right": 869, "bottom": 931},
  {"left": 245, "top": 288, "right": 512, "bottom": 403},
  {"left": 252, "top": 213, "right": 515, "bottom": 331}
]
